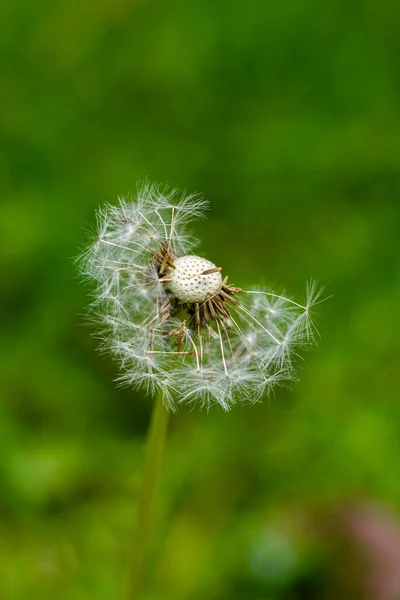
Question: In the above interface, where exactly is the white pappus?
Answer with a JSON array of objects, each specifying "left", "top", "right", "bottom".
[{"left": 80, "top": 182, "right": 324, "bottom": 411}]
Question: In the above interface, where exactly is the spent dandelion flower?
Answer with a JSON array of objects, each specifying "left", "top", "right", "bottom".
[
  {"left": 78, "top": 181, "right": 327, "bottom": 598},
  {"left": 80, "top": 181, "right": 324, "bottom": 411}
]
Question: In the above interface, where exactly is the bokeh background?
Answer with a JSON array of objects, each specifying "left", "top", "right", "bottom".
[{"left": 1, "top": 1, "right": 400, "bottom": 598}]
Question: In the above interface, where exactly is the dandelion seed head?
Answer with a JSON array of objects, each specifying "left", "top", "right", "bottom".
[{"left": 79, "top": 182, "right": 324, "bottom": 411}]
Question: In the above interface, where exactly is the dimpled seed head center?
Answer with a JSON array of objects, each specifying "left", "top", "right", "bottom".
[{"left": 168, "top": 255, "right": 223, "bottom": 303}]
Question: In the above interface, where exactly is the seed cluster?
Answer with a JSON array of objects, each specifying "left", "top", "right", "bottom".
[{"left": 81, "top": 182, "right": 321, "bottom": 410}]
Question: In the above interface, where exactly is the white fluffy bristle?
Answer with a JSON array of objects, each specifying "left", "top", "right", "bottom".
[{"left": 168, "top": 255, "right": 222, "bottom": 303}]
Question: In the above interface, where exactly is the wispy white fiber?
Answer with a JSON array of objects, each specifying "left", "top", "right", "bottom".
[{"left": 80, "top": 182, "right": 324, "bottom": 411}]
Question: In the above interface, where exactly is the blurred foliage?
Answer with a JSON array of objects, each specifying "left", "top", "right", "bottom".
[{"left": 1, "top": 0, "right": 400, "bottom": 598}]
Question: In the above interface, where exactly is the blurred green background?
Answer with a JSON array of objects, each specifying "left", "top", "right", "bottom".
[{"left": 1, "top": 1, "right": 400, "bottom": 598}]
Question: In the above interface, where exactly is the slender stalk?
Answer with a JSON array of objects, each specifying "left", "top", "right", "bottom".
[{"left": 127, "top": 392, "right": 170, "bottom": 598}]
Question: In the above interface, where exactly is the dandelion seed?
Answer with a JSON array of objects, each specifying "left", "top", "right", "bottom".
[{"left": 80, "top": 181, "right": 324, "bottom": 410}]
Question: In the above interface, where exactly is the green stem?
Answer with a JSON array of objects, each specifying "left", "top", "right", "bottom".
[{"left": 127, "top": 392, "right": 170, "bottom": 599}]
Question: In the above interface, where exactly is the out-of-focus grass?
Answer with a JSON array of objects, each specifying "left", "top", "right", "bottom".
[{"left": 1, "top": 1, "right": 399, "bottom": 598}]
